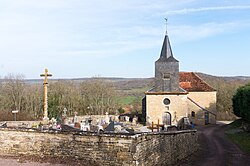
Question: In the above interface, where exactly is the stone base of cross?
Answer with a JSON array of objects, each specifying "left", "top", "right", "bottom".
[{"left": 43, "top": 117, "right": 49, "bottom": 122}]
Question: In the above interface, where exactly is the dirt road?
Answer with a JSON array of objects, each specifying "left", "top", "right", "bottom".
[{"left": 184, "top": 123, "right": 250, "bottom": 166}]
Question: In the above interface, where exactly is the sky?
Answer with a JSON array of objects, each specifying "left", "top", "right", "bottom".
[{"left": 1, "top": 0, "right": 250, "bottom": 79}]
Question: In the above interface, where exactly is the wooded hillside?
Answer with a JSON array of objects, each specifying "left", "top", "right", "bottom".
[{"left": 0, "top": 73, "right": 249, "bottom": 121}]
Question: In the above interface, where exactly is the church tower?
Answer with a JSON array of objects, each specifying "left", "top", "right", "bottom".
[
  {"left": 155, "top": 33, "right": 179, "bottom": 92},
  {"left": 143, "top": 29, "right": 188, "bottom": 126}
]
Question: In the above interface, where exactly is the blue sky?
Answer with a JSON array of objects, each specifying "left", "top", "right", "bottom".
[{"left": 1, "top": 0, "right": 250, "bottom": 79}]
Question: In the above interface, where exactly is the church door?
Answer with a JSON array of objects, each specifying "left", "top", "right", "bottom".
[
  {"left": 162, "top": 112, "right": 171, "bottom": 126},
  {"left": 205, "top": 112, "right": 209, "bottom": 125}
]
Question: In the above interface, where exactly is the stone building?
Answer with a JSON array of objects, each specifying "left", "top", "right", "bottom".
[{"left": 142, "top": 32, "right": 216, "bottom": 126}]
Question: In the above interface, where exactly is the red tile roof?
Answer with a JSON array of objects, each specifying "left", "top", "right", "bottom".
[{"left": 179, "top": 72, "right": 215, "bottom": 92}]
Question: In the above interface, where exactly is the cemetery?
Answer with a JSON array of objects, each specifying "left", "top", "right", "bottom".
[
  {"left": 0, "top": 114, "right": 197, "bottom": 166},
  {"left": 0, "top": 33, "right": 200, "bottom": 165},
  {"left": 0, "top": 69, "right": 197, "bottom": 165}
]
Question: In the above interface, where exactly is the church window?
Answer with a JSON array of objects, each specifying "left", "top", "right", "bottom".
[
  {"left": 163, "top": 98, "right": 170, "bottom": 105},
  {"left": 163, "top": 73, "right": 170, "bottom": 80},
  {"left": 191, "top": 111, "right": 195, "bottom": 117}
]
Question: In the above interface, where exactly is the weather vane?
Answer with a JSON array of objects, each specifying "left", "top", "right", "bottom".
[{"left": 164, "top": 18, "right": 168, "bottom": 34}]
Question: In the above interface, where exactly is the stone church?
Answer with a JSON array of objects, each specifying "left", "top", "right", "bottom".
[{"left": 142, "top": 32, "right": 216, "bottom": 126}]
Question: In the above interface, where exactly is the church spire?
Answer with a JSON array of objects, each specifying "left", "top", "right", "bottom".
[
  {"left": 156, "top": 30, "right": 178, "bottom": 62},
  {"left": 156, "top": 18, "right": 178, "bottom": 62},
  {"left": 154, "top": 22, "right": 179, "bottom": 92}
]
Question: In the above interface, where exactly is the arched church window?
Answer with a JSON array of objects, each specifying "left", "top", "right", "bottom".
[{"left": 163, "top": 98, "right": 170, "bottom": 105}]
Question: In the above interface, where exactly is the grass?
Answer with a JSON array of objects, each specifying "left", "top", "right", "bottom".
[
  {"left": 118, "top": 96, "right": 138, "bottom": 105},
  {"left": 227, "top": 119, "right": 243, "bottom": 129},
  {"left": 225, "top": 119, "right": 250, "bottom": 154}
]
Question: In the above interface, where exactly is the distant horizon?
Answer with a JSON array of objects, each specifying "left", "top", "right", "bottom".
[{"left": 1, "top": 71, "right": 250, "bottom": 80}]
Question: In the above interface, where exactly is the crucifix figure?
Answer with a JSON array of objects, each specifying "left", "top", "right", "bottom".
[{"left": 40, "top": 68, "right": 52, "bottom": 121}]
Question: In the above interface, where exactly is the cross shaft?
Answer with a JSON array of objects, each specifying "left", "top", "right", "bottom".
[{"left": 40, "top": 68, "right": 52, "bottom": 121}]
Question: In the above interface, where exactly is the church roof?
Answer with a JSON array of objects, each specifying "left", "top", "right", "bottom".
[
  {"left": 179, "top": 72, "right": 215, "bottom": 92},
  {"left": 156, "top": 34, "right": 178, "bottom": 62}
]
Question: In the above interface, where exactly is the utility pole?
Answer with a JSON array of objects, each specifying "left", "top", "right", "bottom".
[{"left": 40, "top": 68, "right": 52, "bottom": 121}]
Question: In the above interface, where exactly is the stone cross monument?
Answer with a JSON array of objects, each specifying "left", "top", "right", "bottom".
[{"left": 40, "top": 68, "right": 52, "bottom": 121}]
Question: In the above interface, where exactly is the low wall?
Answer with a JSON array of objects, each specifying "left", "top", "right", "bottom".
[
  {"left": 0, "top": 128, "right": 197, "bottom": 165},
  {"left": 1, "top": 115, "right": 116, "bottom": 127},
  {"left": 2, "top": 121, "right": 37, "bottom": 128}
]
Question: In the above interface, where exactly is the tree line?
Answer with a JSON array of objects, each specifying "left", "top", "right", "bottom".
[
  {"left": 1, "top": 72, "right": 248, "bottom": 121},
  {"left": 0, "top": 74, "right": 119, "bottom": 121}
]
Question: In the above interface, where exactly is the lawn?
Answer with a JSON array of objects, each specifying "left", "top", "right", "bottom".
[{"left": 225, "top": 119, "right": 250, "bottom": 154}]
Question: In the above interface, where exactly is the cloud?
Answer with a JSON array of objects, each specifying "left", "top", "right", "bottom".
[
  {"left": 1, "top": 0, "right": 250, "bottom": 78},
  {"left": 163, "top": 5, "right": 250, "bottom": 15},
  {"left": 170, "top": 20, "right": 250, "bottom": 42}
]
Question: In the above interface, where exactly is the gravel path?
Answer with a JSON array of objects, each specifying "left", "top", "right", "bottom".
[{"left": 183, "top": 124, "right": 250, "bottom": 166}]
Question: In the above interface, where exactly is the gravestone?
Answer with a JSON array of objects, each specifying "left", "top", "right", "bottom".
[
  {"left": 132, "top": 116, "right": 138, "bottom": 125},
  {"left": 73, "top": 111, "right": 78, "bottom": 123},
  {"left": 62, "top": 108, "right": 67, "bottom": 124},
  {"left": 105, "top": 121, "right": 114, "bottom": 132},
  {"left": 105, "top": 112, "right": 110, "bottom": 124}
]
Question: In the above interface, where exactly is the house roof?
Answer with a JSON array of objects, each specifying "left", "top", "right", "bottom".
[
  {"left": 179, "top": 72, "right": 215, "bottom": 92},
  {"left": 156, "top": 34, "right": 178, "bottom": 62}
]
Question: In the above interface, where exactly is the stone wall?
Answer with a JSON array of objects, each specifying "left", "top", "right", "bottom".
[
  {"left": 0, "top": 128, "right": 197, "bottom": 166},
  {"left": 133, "top": 131, "right": 197, "bottom": 165},
  {"left": 3, "top": 121, "right": 37, "bottom": 128},
  {"left": 3, "top": 115, "right": 116, "bottom": 128},
  {"left": 155, "top": 61, "right": 179, "bottom": 92}
]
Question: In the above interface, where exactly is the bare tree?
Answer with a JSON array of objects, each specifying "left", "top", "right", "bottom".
[
  {"left": 24, "top": 84, "right": 43, "bottom": 119},
  {"left": 47, "top": 80, "right": 85, "bottom": 118},
  {"left": 2, "top": 74, "right": 25, "bottom": 111},
  {"left": 80, "top": 78, "right": 118, "bottom": 115}
]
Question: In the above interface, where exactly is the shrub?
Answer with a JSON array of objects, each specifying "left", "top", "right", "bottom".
[{"left": 232, "top": 84, "right": 250, "bottom": 122}]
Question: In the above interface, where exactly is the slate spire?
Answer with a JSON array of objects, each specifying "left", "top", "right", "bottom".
[{"left": 156, "top": 33, "right": 178, "bottom": 62}]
